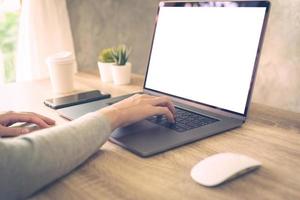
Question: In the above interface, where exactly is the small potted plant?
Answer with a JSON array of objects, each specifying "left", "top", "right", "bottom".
[
  {"left": 97, "top": 48, "right": 114, "bottom": 83},
  {"left": 111, "top": 45, "right": 132, "bottom": 85}
]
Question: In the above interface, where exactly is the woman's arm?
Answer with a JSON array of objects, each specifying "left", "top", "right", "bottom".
[
  {"left": 0, "top": 112, "right": 111, "bottom": 200},
  {"left": 0, "top": 94, "right": 175, "bottom": 200}
]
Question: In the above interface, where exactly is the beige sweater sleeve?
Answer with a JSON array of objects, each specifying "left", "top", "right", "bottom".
[{"left": 0, "top": 112, "right": 111, "bottom": 200}]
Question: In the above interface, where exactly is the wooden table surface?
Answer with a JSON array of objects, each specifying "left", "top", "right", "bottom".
[{"left": 1, "top": 72, "right": 299, "bottom": 200}]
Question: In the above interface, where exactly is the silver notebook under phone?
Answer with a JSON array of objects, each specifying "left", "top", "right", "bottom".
[{"left": 58, "top": 1, "right": 270, "bottom": 157}]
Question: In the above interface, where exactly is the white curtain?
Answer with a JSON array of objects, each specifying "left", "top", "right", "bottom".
[{"left": 16, "top": 0, "right": 77, "bottom": 81}]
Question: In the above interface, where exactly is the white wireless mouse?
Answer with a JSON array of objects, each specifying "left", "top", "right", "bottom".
[{"left": 191, "top": 152, "right": 261, "bottom": 187}]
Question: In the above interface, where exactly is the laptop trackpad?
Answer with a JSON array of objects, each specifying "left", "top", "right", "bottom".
[
  {"left": 111, "top": 120, "right": 159, "bottom": 139},
  {"left": 109, "top": 119, "right": 181, "bottom": 157}
]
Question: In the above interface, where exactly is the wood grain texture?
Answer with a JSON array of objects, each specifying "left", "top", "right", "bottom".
[{"left": 1, "top": 72, "right": 299, "bottom": 200}]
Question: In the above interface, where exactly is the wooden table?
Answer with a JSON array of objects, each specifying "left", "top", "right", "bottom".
[{"left": 1, "top": 72, "right": 299, "bottom": 200}]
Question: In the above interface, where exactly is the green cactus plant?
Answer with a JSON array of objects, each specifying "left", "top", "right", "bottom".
[
  {"left": 98, "top": 48, "right": 114, "bottom": 63},
  {"left": 111, "top": 45, "right": 131, "bottom": 66}
]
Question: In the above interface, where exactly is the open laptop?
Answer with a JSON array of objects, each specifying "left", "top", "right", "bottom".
[{"left": 58, "top": 1, "right": 270, "bottom": 157}]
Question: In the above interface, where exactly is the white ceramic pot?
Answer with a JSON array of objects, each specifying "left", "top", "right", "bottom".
[
  {"left": 98, "top": 61, "right": 113, "bottom": 83},
  {"left": 112, "top": 62, "right": 132, "bottom": 85}
]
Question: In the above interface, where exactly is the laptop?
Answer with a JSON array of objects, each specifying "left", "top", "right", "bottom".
[{"left": 58, "top": 1, "right": 270, "bottom": 157}]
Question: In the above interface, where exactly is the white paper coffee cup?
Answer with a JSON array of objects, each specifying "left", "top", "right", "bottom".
[{"left": 46, "top": 51, "right": 75, "bottom": 94}]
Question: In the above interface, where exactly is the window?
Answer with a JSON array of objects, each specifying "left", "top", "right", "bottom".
[{"left": 0, "top": 0, "right": 20, "bottom": 83}]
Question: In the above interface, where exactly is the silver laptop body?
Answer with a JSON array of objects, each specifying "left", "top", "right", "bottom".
[{"left": 58, "top": 1, "right": 270, "bottom": 157}]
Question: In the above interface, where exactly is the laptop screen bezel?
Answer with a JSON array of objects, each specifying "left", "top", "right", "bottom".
[{"left": 143, "top": 1, "right": 270, "bottom": 119}]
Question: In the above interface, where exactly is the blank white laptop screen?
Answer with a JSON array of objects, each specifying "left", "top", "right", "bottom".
[{"left": 145, "top": 4, "right": 266, "bottom": 114}]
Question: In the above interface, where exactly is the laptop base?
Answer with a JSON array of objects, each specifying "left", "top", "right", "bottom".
[{"left": 109, "top": 106, "right": 243, "bottom": 157}]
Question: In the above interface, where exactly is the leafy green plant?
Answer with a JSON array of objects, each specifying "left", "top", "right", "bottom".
[
  {"left": 0, "top": 12, "right": 19, "bottom": 83},
  {"left": 111, "top": 45, "right": 130, "bottom": 66},
  {"left": 98, "top": 48, "right": 114, "bottom": 63}
]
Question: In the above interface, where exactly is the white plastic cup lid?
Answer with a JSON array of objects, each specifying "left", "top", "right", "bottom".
[{"left": 46, "top": 51, "right": 74, "bottom": 64}]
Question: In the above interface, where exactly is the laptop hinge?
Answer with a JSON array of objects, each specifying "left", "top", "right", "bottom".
[{"left": 143, "top": 89, "right": 247, "bottom": 122}]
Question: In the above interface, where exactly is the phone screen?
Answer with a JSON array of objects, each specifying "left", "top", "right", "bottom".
[{"left": 45, "top": 90, "right": 111, "bottom": 109}]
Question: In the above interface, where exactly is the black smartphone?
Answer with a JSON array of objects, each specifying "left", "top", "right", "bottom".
[{"left": 44, "top": 90, "right": 111, "bottom": 109}]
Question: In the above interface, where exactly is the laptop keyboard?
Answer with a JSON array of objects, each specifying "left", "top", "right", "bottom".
[{"left": 147, "top": 107, "right": 219, "bottom": 132}]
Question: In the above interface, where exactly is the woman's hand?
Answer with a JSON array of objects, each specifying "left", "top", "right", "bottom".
[
  {"left": 0, "top": 112, "right": 55, "bottom": 137},
  {"left": 98, "top": 94, "right": 176, "bottom": 131}
]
